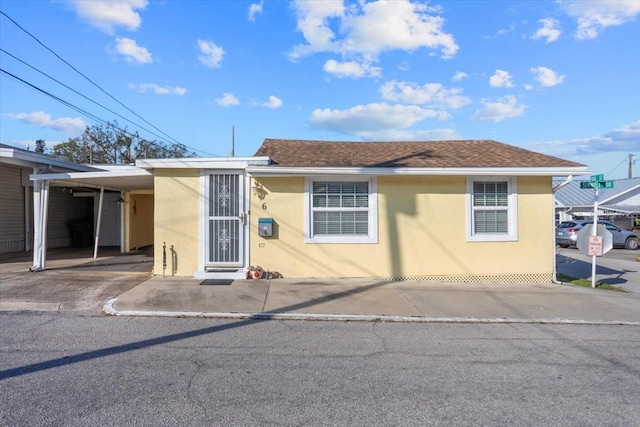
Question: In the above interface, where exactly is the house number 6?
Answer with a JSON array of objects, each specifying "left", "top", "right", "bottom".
[{"left": 262, "top": 203, "right": 267, "bottom": 210}]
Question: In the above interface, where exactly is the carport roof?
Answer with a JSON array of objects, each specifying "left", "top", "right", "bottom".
[
  {"left": 1, "top": 143, "right": 97, "bottom": 172},
  {"left": 30, "top": 165, "right": 153, "bottom": 191}
]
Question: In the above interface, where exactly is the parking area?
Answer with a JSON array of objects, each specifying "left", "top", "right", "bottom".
[
  {"left": 0, "top": 247, "right": 153, "bottom": 313},
  {"left": 557, "top": 246, "right": 640, "bottom": 262}
]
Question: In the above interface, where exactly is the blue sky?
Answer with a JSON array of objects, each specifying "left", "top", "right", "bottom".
[{"left": 1, "top": 0, "right": 639, "bottom": 178}]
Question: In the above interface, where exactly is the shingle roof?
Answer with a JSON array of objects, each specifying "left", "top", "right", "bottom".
[{"left": 254, "top": 139, "right": 586, "bottom": 168}]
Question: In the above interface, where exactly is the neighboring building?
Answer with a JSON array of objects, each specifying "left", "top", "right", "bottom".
[
  {"left": 28, "top": 139, "right": 590, "bottom": 282},
  {"left": 0, "top": 144, "right": 95, "bottom": 254},
  {"left": 1, "top": 144, "right": 152, "bottom": 261},
  {"left": 555, "top": 177, "right": 640, "bottom": 230}
]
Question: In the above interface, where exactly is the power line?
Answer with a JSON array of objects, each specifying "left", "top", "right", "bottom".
[
  {"left": 0, "top": 10, "right": 182, "bottom": 146},
  {"left": 604, "top": 156, "right": 627, "bottom": 177},
  {"left": 0, "top": 48, "right": 189, "bottom": 148},
  {"left": 3, "top": 68, "right": 135, "bottom": 135},
  {"left": 0, "top": 67, "right": 206, "bottom": 157}
]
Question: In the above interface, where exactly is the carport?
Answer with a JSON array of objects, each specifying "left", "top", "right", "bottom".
[{"left": 29, "top": 166, "right": 154, "bottom": 271}]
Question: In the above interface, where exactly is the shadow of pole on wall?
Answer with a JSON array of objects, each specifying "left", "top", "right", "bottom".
[{"left": 170, "top": 244, "right": 178, "bottom": 276}]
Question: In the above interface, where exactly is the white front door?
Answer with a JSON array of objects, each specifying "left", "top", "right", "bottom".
[{"left": 205, "top": 172, "right": 245, "bottom": 268}]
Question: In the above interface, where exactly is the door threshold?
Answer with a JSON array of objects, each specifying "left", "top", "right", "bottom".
[{"left": 195, "top": 269, "right": 247, "bottom": 280}]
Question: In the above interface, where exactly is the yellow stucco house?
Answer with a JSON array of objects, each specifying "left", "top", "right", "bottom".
[{"left": 135, "top": 139, "right": 589, "bottom": 283}]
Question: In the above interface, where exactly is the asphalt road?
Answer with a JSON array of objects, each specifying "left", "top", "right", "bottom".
[{"left": 1, "top": 312, "right": 639, "bottom": 426}]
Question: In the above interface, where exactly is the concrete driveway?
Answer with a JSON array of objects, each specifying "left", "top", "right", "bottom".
[{"left": 0, "top": 247, "right": 152, "bottom": 313}]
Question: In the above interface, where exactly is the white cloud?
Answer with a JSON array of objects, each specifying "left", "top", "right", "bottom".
[
  {"left": 115, "top": 37, "right": 152, "bottom": 64},
  {"left": 248, "top": 1, "right": 264, "bottom": 22},
  {"left": 68, "top": 0, "right": 148, "bottom": 33},
  {"left": 471, "top": 95, "right": 527, "bottom": 122},
  {"left": 197, "top": 39, "right": 225, "bottom": 68},
  {"left": 6, "top": 111, "right": 86, "bottom": 133},
  {"left": 532, "top": 18, "right": 561, "bottom": 43},
  {"left": 289, "top": 0, "right": 345, "bottom": 59},
  {"left": 530, "top": 66, "right": 565, "bottom": 87},
  {"left": 323, "top": 59, "right": 381, "bottom": 78},
  {"left": 128, "top": 83, "right": 186, "bottom": 95},
  {"left": 261, "top": 95, "right": 283, "bottom": 109},
  {"left": 340, "top": 0, "right": 458, "bottom": 58},
  {"left": 452, "top": 71, "right": 468, "bottom": 81},
  {"left": 561, "top": 0, "right": 640, "bottom": 39},
  {"left": 290, "top": 0, "right": 458, "bottom": 67},
  {"left": 485, "top": 23, "right": 517, "bottom": 39},
  {"left": 215, "top": 93, "right": 240, "bottom": 107},
  {"left": 309, "top": 103, "right": 446, "bottom": 136},
  {"left": 575, "top": 121, "right": 640, "bottom": 154},
  {"left": 526, "top": 121, "right": 640, "bottom": 156},
  {"left": 380, "top": 80, "right": 471, "bottom": 109},
  {"left": 489, "top": 70, "right": 515, "bottom": 88}
]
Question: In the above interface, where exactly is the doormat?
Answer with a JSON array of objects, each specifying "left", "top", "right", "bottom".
[{"left": 200, "top": 279, "right": 234, "bottom": 286}]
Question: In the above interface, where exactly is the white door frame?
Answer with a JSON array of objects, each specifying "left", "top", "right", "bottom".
[{"left": 197, "top": 169, "right": 249, "bottom": 279}]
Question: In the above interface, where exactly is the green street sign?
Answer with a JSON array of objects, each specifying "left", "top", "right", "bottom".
[
  {"left": 590, "top": 174, "right": 604, "bottom": 182},
  {"left": 581, "top": 181, "right": 614, "bottom": 189}
]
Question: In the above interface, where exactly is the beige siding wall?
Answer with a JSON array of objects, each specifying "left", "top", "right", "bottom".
[
  {"left": 0, "top": 164, "right": 26, "bottom": 253},
  {"left": 1, "top": 164, "right": 94, "bottom": 253},
  {"left": 249, "top": 175, "right": 554, "bottom": 280},
  {"left": 153, "top": 170, "right": 201, "bottom": 275}
]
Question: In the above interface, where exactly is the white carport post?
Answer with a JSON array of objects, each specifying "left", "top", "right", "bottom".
[
  {"left": 120, "top": 191, "right": 126, "bottom": 254},
  {"left": 31, "top": 176, "right": 50, "bottom": 272},
  {"left": 93, "top": 187, "right": 105, "bottom": 259}
]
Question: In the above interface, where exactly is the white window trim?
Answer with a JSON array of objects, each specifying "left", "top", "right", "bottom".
[
  {"left": 466, "top": 176, "right": 518, "bottom": 242},
  {"left": 304, "top": 176, "right": 378, "bottom": 244}
]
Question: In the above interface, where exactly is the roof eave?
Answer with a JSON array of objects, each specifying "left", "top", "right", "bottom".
[
  {"left": 599, "top": 183, "right": 640, "bottom": 204},
  {"left": 0, "top": 146, "right": 98, "bottom": 172},
  {"left": 136, "top": 157, "right": 270, "bottom": 169},
  {"left": 29, "top": 169, "right": 154, "bottom": 191},
  {"left": 246, "top": 166, "right": 591, "bottom": 177}
]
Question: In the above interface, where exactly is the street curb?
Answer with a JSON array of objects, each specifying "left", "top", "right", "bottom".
[{"left": 102, "top": 298, "right": 640, "bottom": 326}]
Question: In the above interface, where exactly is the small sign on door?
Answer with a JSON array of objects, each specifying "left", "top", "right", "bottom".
[{"left": 588, "top": 235, "right": 603, "bottom": 256}]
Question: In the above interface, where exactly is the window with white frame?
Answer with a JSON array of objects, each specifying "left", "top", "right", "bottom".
[
  {"left": 467, "top": 177, "right": 517, "bottom": 241},
  {"left": 305, "top": 178, "right": 378, "bottom": 243}
]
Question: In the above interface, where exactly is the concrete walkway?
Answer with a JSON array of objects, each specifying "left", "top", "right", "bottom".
[
  {"left": 106, "top": 276, "right": 640, "bottom": 325},
  {"left": 2, "top": 247, "right": 638, "bottom": 324}
]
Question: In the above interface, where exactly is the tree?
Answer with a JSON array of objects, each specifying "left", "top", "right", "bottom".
[
  {"left": 50, "top": 139, "right": 91, "bottom": 164},
  {"left": 35, "top": 139, "right": 46, "bottom": 154},
  {"left": 50, "top": 121, "right": 195, "bottom": 164}
]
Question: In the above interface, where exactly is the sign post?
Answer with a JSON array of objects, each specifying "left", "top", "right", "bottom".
[
  {"left": 579, "top": 174, "right": 614, "bottom": 288},
  {"left": 591, "top": 187, "right": 598, "bottom": 288}
]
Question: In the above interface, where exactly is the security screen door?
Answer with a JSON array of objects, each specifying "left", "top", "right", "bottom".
[{"left": 206, "top": 173, "right": 245, "bottom": 267}]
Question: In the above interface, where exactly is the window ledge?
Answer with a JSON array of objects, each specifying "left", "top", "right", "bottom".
[
  {"left": 305, "top": 236, "right": 378, "bottom": 244},
  {"left": 467, "top": 234, "right": 518, "bottom": 242}
]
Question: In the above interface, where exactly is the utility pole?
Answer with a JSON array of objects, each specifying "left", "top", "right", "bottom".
[
  {"left": 231, "top": 125, "right": 235, "bottom": 157},
  {"left": 629, "top": 154, "right": 635, "bottom": 179}
]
